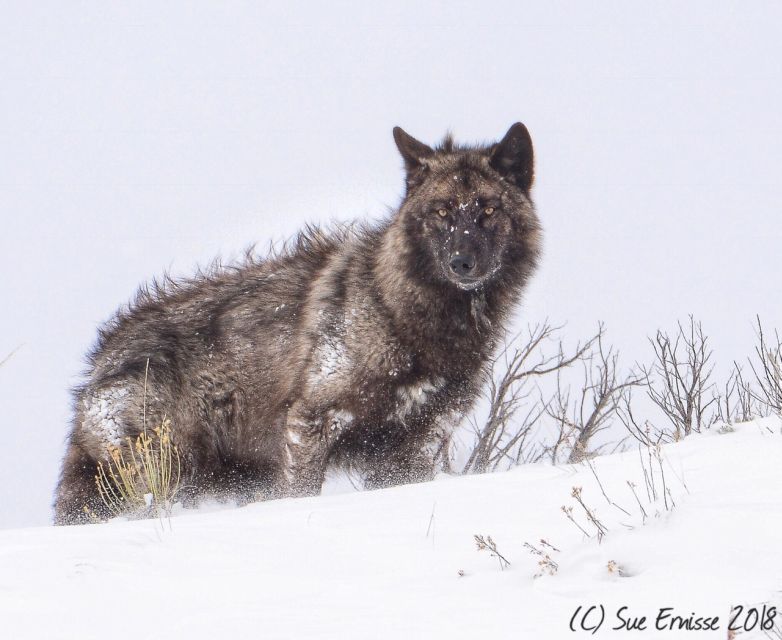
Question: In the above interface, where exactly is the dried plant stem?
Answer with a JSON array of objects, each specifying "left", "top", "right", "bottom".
[
  {"left": 626, "top": 481, "right": 648, "bottom": 523},
  {"left": 571, "top": 486, "right": 608, "bottom": 542},
  {"left": 474, "top": 534, "right": 511, "bottom": 570},
  {"left": 561, "top": 505, "right": 591, "bottom": 539},
  {"left": 586, "top": 458, "right": 631, "bottom": 517}
]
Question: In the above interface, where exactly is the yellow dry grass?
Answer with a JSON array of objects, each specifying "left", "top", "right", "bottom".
[{"left": 93, "top": 418, "right": 181, "bottom": 520}]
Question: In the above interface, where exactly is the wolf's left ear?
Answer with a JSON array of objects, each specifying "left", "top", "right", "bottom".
[
  {"left": 393, "top": 126, "right": 435, "bottom": 172},
  {"left": 490, "top": 122, "right": 534, "bottom": 193}
]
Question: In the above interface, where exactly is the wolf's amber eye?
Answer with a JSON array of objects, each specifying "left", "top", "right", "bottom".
[
  {"left": 484, "top": 207, "right": 495, "bottom": 215},
  {"left": 437, "top": 208, "right": 448, "bottom": 217}
]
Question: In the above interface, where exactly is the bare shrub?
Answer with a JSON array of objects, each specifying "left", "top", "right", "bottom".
[
  {"left": 642, "top": 316, "right": 716, "bottom": 440},
  {"left": 632, "top": 441, "right": 680, "bottom": 513},
  {"left": 546, "top": 327, "right": 644, "bottom": 464},
  {"left": 748, "top": 316, "right": 782, "bottom": 416},
  {"left": 462, "top": 322, "right": 596, "bottom": 473},
  {"left": 618, "top": 389, "right": 662, "bottom": 446},
  {"left": 461, "top": 323, "right": 641, "bottom": 471},
  {"left": 523, "top": 540, "right": 559, "bottom": 577},
  {"left": 713, "top": 363, "right": 761, "bottom": 425},
  {"left": 459, "top": 315, "right": 775, "bottom": 477}
]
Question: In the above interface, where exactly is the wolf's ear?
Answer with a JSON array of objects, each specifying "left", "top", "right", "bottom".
[
  {"left": 393, "top": 126, "right": 435, "bottom": 172},
  {"left": 490, "top": 122, "right": 534, "bottom": 193}
]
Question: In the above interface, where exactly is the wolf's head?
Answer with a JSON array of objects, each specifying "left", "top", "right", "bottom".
[{"left": 388, "top": 123, "right": 540, "bottom": 294}]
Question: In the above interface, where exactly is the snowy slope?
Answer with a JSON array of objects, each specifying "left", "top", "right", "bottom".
[{"left": 1, "top": 418, "right": 780, "bottom": 639}]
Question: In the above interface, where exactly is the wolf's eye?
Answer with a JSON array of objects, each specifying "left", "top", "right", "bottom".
[
  {"left": 437, "top": 208, "right": 448, "bottom": 217},
  {"left": 484, "top": 207, "right": 495, "bottom": 215}
]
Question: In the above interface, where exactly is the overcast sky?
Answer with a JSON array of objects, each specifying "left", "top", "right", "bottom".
[{"left": 1, "top": 1, "right": 780, "bottom": 528}]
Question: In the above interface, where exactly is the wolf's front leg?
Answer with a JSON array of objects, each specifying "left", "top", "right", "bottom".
[
  {"left": 282, "top": 404, "right": 347, "bottom": 497},
  {"left": 363, "top": 449, "right": 435, "bottom": 490},
  {"left": 362, "top": 431, "right": 439, "bottom": 490},
  {"left": 362, "top": 421, "right": 451, "bottom": 490}
]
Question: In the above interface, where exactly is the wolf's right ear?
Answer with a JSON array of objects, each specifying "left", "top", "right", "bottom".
[{"left": 393, "top": 127, "right": 435, "bottom": 173}]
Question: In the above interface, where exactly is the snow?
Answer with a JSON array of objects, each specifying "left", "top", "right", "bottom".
[
  {"left": 328, "top": 409, "right": 354, "bottom": 431},
  {"left": 312, "top": 324, "right": 349, "bottom": 382},
  {"left": 82, "top": 385, "right": 130, "bottom": 448},
  {"left": 395, "top": 378, "right": 444, "bottom": 421},
  {"left": 1, "top": 418, "right": 780, "bottom": 639}
]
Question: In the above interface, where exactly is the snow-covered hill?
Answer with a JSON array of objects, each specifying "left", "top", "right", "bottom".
[{"left": 2, "top": 418, "right": 780, "bottom": 639}]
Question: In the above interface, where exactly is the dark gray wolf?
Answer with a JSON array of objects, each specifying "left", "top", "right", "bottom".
[{"left": 54, "top": 123, "right": 541, "bottom": 524}]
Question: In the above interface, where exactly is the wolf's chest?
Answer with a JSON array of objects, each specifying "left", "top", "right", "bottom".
[{"left": 388, "top": 377, "right": 447, "bottom": 423}]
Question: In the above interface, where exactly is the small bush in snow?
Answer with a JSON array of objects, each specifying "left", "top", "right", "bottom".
[
  {"left": 713, "top": 363, "right": 759, "bottom": 427},
  {"left": 474, "top": 534, "right": 511, "bottom": 570},
  {"left": 523, "top": 540, "right": 559, "bottom": 578},
  {"left": 92, "top": 418, "right": 181, "bottom": 521}
]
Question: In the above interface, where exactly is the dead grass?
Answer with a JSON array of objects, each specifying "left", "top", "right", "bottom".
[{"left": 92, "top": 418, "right": 181, "bottom": 520}]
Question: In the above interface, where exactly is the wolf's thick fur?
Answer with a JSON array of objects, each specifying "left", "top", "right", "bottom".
[{"left": 54, "top": 123, "right": 541, "bottom": 524}]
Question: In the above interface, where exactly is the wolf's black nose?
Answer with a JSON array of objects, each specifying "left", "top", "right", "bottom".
[{"left": 449, "top": 253, "right": 476, "bottom": 276}]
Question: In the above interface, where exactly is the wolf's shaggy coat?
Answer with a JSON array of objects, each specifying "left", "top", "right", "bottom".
[{"left": 54, "top": 123, "right": 541, "bottom": 524}]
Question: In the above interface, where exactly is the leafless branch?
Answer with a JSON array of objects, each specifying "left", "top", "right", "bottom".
[
  {"left": 474, "top": 534, "right": 511, "bottom": 570},
  {"left": 641, "top": 316, "right": 716, "bottom": 440},
  {"left": 586, "top": 458, "right": 631, "bottom": 517},
  {"left": 571, "top": 486, "right": 608, "bottom": 542},
  {"left": 0, "top": 345, "right": 22, "bottom": 369},
  {"left": 544, "top": 325, "right": 644, "bottom": 464},
  {"left": 713, "top": 362, "right": 761, "bottom": 425},
  {"left": 748, "top": 316, "right": 782, "bottom": 416},
  {"left": 463, "top": 322, "right": 596, "bottom": 473}
]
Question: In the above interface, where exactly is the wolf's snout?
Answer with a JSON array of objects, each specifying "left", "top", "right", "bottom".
[{"left": 449, "top": 252, "right": 476, "bottom": 276}]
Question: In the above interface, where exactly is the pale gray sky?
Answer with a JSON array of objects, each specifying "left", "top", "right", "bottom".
[{"left": 1, "top": 1, "right": 780, "bottom": 527}]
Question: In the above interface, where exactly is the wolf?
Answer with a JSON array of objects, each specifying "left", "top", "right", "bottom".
[{"left": 54, "top": 123, "right": 541, "bottom": 524}]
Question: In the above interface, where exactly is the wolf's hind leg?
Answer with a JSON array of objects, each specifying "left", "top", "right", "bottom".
[
  {"left": 55, "top": 379, "right": 146, "bottom": 524},
  {"left": 53, "top": 440, "right": 108, "bottom": 525}
]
